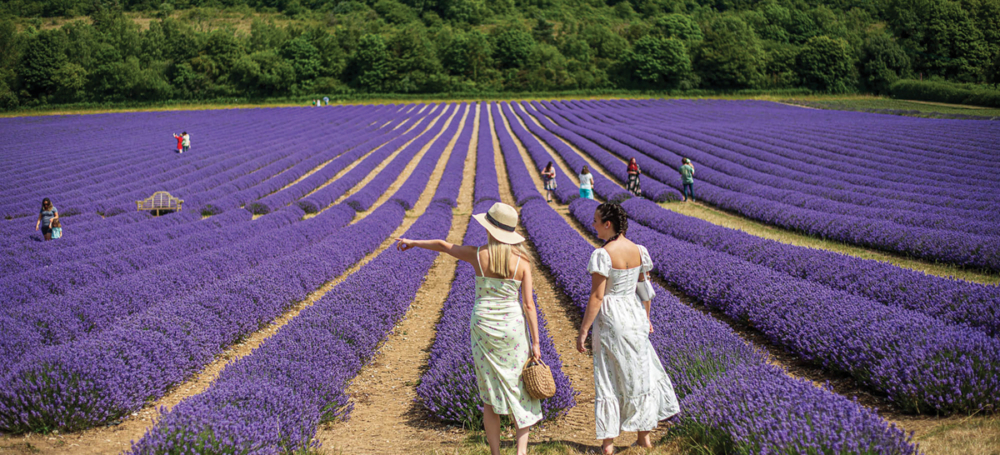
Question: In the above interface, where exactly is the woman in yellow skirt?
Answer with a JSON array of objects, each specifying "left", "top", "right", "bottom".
[{"left": 397, "top": 202, "right": 542, "bottom": 455}]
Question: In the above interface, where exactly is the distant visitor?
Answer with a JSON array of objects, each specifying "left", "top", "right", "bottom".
[
  {"left": 626, "top": 158, "right": 642, "bottom": 197},
  {"left": 578, "top": 166, "right": 594, "bottom": 200},
  {"left": 173, "top": 133, "right": 184, "bottom": 153},
  {"left": 541, "top": 162, "right": 557, "bottom": 203},
  {"left": 35, "top": 198, "right": 58, "bottom": 241},
  {"left": 182, "top": 132, "right": 191, "bottom": 153},
  {"left": 679, "top": 158, "right": 695, "bottom": 202}
]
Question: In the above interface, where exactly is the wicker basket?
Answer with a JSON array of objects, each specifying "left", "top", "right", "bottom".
[{"left": 522, "top": 358, "right": 556, "bottom": 399}]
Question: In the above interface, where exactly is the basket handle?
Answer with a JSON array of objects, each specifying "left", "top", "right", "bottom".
[{"left": 524, "top": 356, "right": 547, "bottom": 369}]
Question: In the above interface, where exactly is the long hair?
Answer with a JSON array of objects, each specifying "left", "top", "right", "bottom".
[
  {"left": 596, "top": 202, "right": 629, "bottom": 244},
  {"left": 544, "top": 161, "right": 553, "bottom": 172},
  {"left": 581, "top": 165, "right": 590, "bottom": 175},
  {"left": 486, "top": 235, "right": 533, "bottom": 278},
  {"left": 41, "top": 198, "right": 51, "bottom": 209}
]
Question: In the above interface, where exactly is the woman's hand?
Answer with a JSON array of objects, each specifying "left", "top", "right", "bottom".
[
  {"left": 531, "top": 343, "right": 541, "bottom": 362},
  {"left": 649, "top": 324, "right": 655, "bottom": 334},
  {"left": 576, "top": 332, "right": 588, "bottom": 353},
  {"left": 395, "top": 238, "right": 415, "bottom": 252}
]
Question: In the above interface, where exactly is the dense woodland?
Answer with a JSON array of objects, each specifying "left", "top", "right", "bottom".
[{"left": 1, "top": 0, "right": 999, "bottom": 109}]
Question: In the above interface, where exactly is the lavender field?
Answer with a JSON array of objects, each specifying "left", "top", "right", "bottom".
[{"left": 0, "top": 100, "right": 997, "bottom": 454}]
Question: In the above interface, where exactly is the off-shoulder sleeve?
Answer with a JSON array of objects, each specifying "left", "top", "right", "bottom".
[
  {"left": 588, "top": 248, "right": 611, "bottom": 277},
  {"left": 638, "top": 245, "right": 653, "bottom": 274}
]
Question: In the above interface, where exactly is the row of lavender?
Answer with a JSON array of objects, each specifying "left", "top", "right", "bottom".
[
  {"left": 512, "top": 193, "right": 915, "bottom": 451},
  {"left": 130, "top": 107, "right": 479, "bottom": 453},
  {"left": 500, "top": 101, "right": 1000, "bottom": 413},
  {"left": 600, "top": 105, "right": 1000, "bottom": 224},
  {"left": 0, "top": 106, "right": 451, "bottom": 375},
  {"left": 3, "top": 104, "right": 442, "bottom": 303},
  {"left": 535, "top": 99, "right": 1000, "bottom": 270},
  {"left": 130, "top": 201, "right": 452, "bottom": 454},
  {"left": 416, "top": 104, "right": 577, "bottom": 426},
  {"left": 0, "top": 104, "right": 405, "bottom": 252},
  {"left": 511, "top": 100, "right": 999, "bottom": 339},
  {"left": 0, "top": 105, "right": 388, "bottom": 219},
  {"left": 0, "top": 104, "right": 455, "bottom": 433}
]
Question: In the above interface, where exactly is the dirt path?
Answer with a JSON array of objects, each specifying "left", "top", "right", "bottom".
[
  {"left": 0, "top": 104, "right": 459, "bottom": 455},
  {"left": 489, "top": 105, "right": 679, "bottom": 452},
  {"left": 312, "top": 104, "right": 477, "bottom": 455}
]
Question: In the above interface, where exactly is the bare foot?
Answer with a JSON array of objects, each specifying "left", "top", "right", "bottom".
[{"left": 602, "top": 444, "right": 615, "bottom": 455}]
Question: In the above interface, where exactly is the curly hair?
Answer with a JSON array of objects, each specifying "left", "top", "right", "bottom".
[{"left": 596, "top": 202, "right": 628, "bottom": 244}]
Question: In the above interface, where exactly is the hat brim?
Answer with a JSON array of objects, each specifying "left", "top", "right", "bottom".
[{"left": 473, "top": 213, "right": 525, "bottom": 244}]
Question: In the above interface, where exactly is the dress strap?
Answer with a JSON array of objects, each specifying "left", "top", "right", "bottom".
[
  {"left": 511, "top": 253, "right": 522, "bottom": 280},
  {"left": 475, "top": 246, "right": 483, "bottom": 277}
]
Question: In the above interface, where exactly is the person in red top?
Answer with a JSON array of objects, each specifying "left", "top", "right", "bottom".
[
  {"left": 626, "top": 157, "right": 642, "bottom": 197},
  {"left": 173, "top": 133, "right": 184, "bottom": 153}
]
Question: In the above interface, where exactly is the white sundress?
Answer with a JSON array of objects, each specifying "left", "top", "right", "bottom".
[
  {"left": 470, "top": 248, "right": 543, "bottom": 428},
  {"left": 587, "top": 246, "right": 680, "bottom": 440}
]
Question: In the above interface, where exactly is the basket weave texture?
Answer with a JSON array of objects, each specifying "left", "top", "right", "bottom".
[{"left": 522, "top": 359, "right": 556, "bottom": 399}]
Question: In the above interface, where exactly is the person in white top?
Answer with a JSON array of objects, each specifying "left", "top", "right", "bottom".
[
  {"left": 578, "top": 165, "right": 595, "bottom": 200},
  {"left": 181, "top": 132, "right": 190, "bottom": 153},
  {"left": 578, "top": 202, "right": 680, "bottom": 454}
]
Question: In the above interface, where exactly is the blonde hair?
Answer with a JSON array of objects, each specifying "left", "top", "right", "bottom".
[{"left": 486, "top": 235, "right": 533, "bottom": 278}]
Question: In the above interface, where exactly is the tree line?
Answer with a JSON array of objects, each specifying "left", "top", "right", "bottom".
[{"left": 1, "top": 0, "right": 999, "bottom": 109}]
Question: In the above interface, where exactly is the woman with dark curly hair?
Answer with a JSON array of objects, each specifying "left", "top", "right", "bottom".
[{"left": 578, "top": 202, "right": 679, "bottom": 454}]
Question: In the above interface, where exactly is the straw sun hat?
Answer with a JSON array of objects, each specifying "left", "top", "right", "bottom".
[{"left": 472, "top": 202, "right": 525, "bottom": 245}]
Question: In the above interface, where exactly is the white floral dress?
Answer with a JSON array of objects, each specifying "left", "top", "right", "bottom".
[
  {"left": 587, "top": 246, "right": 680, "bottom": 439},
  {"left": 470, "top": 248, "right": 543, "bottom": 428}
]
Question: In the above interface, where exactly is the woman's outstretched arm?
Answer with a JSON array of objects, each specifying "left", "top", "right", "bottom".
[
  {"left": 577, "top": 273, "right": 607, "bottom": 353},
  {"left": 395, "top": 238, "right": 478, "bottom": 264}
]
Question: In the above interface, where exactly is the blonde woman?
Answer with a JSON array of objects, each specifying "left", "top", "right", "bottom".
[{"left": 397, "top": 202, "right": 542, "bottom": 455}]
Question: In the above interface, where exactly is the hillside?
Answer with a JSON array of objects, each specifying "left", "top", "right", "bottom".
[{"left": 0, "top": 0, "right": 998, "bottom": 109}]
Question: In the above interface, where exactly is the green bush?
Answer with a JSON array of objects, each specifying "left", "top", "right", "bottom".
[{"left": 889, "top": 79, "right": 1000, "bottom": 108}]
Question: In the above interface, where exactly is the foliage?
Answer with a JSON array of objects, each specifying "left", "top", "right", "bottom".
[
  {"left": 795, "top": 35, "right": 855, "bottom": 93},
  {"left": 0, "top": 0, "right": 999, "bottom": 109},
  {"left": 694, "top": 14, "right": 764, "bottom": 89},
  {"left": 623, "top": 35, "right": 691, "bottom": 89},
  {"left": 890, "top": 78, "right": 1000, "bottom": 107}
]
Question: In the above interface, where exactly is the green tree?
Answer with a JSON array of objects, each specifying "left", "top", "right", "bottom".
[
  {"left": 231, "top": 50, "right": 295, "bottom": 96},
  {"left": 351, "top": 33, "right": 391, "bottom": 92},
  {"left": 860, "top": 33, "right": 911, "bottom": 94},
  {"left": 652, "top": 14, "right": 703, "bottom": 44},
  {"left": 374, "top": 0, "right": 418, "bottom": 24},
  {"left": 442, "top": 29, "right": 493, "bottom": 81},
  {"left": 281, "top": 36, "right": 322, "bottom": 83},
  {"left": 492, "top": 28, "right": 534, "bottom": 69},
  {"left": 17, "top": 30, "right": 68, "bottom": 100},
  {"left": 796, "top": 35, "right": 855, "bottom": 92},
  {"left": 387, "top": 24, "right": 444, "bottom": 92},
  {"left": 761, "top": 40, "right": 799, "bottom": 88},
  {"left": 987, "top": 50, "right": 1000, "bottom": 88},
  {"left": 624, "top": 35, "right": 690, "bottom": 88},
  {"left": 887, "top": 0, "right": 990, "bottom": 82},
  {"left": 695, "top": 14, "right": 764, "bottom": 89},
  {"left": 443, "top": 0, "right": 488, "bottom": 24}
]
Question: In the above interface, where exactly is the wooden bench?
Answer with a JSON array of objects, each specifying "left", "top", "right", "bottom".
[{"left": 137, "top": 191, "right": 183, "bottom": 216}]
